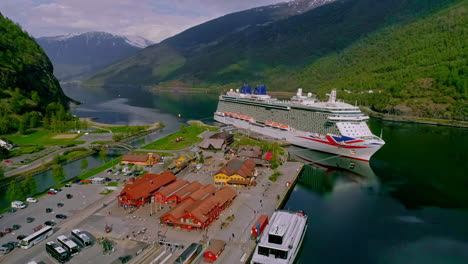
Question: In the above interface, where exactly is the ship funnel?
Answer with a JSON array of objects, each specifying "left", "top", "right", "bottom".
[
  {"left": 236, "top": 89, "right": 239, "bottom": 93},
  {"left": 297, "top": 88, "right": 303, "bottom": 97},
  {"left": 230, "top": 89, "right": 233, "bottom": 92},
  {"left": 307, "top": 92, "right": 312, "bottom": 97}
]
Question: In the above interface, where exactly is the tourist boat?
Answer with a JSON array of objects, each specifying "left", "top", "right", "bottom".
[{"left": 251, "top": 210, "right": 308, "bottom": 264}]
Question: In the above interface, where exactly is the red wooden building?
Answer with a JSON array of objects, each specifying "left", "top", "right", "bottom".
[
  {"left": 153, "top": 179, "right": 188, "bottom": 205},
  {"left": 166, "top": 181, "right": 203, "bottom": 205},
  {"left": 184, "top": 184, "right": 217, "bottom": 202},
  {"left": 203, "top": 239, "right": 226, "bottom": 263},
  {"left": 117, "top": 172, "right": 176, "bottom": 208},
  {"left": 160, "top": 186, "right": 237, "bottom": 230}
]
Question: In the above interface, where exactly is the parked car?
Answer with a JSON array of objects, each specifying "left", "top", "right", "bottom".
[
  {"left": 56, "top": 188, "right": 62, "bottom": 192},
  {"left": 0, "top": 244, "right": 13, "bottom": 254},
  {"left": 12, "top": 225, "right": 20, "bottom": 230},
  {"left": 26, "top": 197, "right": 37, "bottom": 203},
  {"left": 56, "top": 214, "right": 67, "bottom": 219},
  {"left": 66, "top": 194, "right": 73, "bottom": 199},
  {"left": 57, "top": 203, "right": 64, "bottom": 208},
  {"left": 46, "top": 208, "right": 53, "bottom": 213},
  {"left": 4, "top": 228, "right": 11, "bottom": 234},
  {"left": 44, "top": 221, "right": 56, "bottom": 226},
  {"left": 47, "top": 191, "right": 56, "bottom": 195},
  {"left": 65, "top": 184, "right": 72, "bottom": 187},
  {"left": 7, "top": 208, "right": 16, "bottom": 213},
  {"left": 26, "top": 217, "right": 34, "bottom": 223},
  {"left": 49, "top": 188, "right": 58, "bottom": 193},
  {"left": 0, "top": 232, "right": 3, "bottom": 238},
  {"left": 16, "top": 235, "right": 26, "bottom": 240}
]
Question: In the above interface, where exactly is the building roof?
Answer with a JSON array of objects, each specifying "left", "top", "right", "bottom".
[
  {"left": 198, "top": 138, "right": 225, "bottom": 149},
  {"left": 162, "top": 186, "right": 236, "bottom": 223},
  {"left": 156, "top": 179, "right": 189, "bottom": 197},
  {"left": 206, "top": 239, "right": 226, "bottom": 255},
  {"left": 121, "top": 153, "right": 149, "bottom": 162},
  {"left": 171, "top": 181, "right": 203, "bottom": 200},
  {"left": 118, "top": 172, "right": 176, "bottom": 200},
  {"left": 188, "top": 184, "right": 216, "bottom": 201},
  {"left": 213, "top": 186, "right": 237, "bottom": 206},
  {"left": 209, "top": 132, "right": 233, "bottom": 140},
  {"left": 216, "top": 159, "right": 256, "bottom": 178},
  {"left": 237, "top": 145, "right": 262, "bottom": 158}
]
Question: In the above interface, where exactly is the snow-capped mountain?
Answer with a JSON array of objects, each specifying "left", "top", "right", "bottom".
[{"left": 36, "top": 32, "right": 154, "bottom": 80}]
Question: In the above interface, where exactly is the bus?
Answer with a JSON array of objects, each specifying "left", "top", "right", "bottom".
[
  {"left": 45, "top": 241, "right": 70, "bottom": 263},
  {"left": 174, "top": 243, "right": 202, "bottom": 264},
  {"left": 20, "top": 226, "right": 54, "bottom": 249},
  {"left": 71, "top": 229, "right": 92, "bottom": 248},
  {"left": 57, "top": 235, "right": 80, "bottom": 256}
]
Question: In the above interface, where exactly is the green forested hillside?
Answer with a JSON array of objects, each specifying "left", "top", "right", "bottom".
[
  {"left": 0, "top": 13, "right": 71, "bottom": 134},
  {"left": 88, "top": 0, "right": 467, "bottom": 120},
  {"left": 298, "top": 1, "right": 467, "bottom": 120}
]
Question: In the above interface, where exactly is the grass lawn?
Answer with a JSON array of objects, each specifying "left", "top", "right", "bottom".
[
  {"left": 107, "top": 182, "right": 119, "bottom": 187},
  {"left": 62, "top": 149, "right": 93, "bottom": 160},
  {"left": 4, "top": 130, "right": 84, "bottom": 146},
  {"left": 141, "top": 125, "right": 218, "bottom": 150},
  {"left": 108, "top": 125, "right": 149, "bottom": 133},
  {"left": 99, "top": 189, "right": 114, "bottom": 195}
]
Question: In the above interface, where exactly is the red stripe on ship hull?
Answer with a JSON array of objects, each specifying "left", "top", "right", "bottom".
[{"left": 297, "top": 136, "right": 368, "bottom": 149}]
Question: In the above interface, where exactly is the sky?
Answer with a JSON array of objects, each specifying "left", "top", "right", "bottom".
[{"left": 0, "top": 0, "right": 286, "bottom": 42}]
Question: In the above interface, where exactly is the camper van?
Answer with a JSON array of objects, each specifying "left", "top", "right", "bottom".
[{"left": 11, "top": 201, "right": 26, "bottom": 209}]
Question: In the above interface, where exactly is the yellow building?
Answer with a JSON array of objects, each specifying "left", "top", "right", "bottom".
[{"left": 214, "top": 159, "right": 255, "bottom": 187}]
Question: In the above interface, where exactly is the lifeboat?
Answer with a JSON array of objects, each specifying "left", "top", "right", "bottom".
[
  {"left": 280, "top": 124, "right": 289, "bottom": 130},
  {"left": 265, "top": 121, "right": 273, "bottom": 126}
]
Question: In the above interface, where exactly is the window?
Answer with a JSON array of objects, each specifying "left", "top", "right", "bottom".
[{"left": 268, "top": 234, "right": 283, "bottom": 244}]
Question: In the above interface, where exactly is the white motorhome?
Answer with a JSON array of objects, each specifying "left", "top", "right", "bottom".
[{"left": 11, "top": 201, "right": 26, "bottom": 209}]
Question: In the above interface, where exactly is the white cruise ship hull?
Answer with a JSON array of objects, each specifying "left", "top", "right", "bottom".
[{"left": 214, "top": 115, "right": 383, "bottom": 162}]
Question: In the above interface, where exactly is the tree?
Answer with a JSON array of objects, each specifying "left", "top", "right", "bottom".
[
  {"left": 22, "top": 175, "right": 37, "bottom": 195},
  {"left": 0, "top": 166, "right": 4, "bottom": 178},
  {"left": 81, "top": 158, "right": 88, "bottom": 171},
  {"left": 0, "top": 146, "right": 9, "bottom": 159},
  {"left": 99, "top": 147, "right": 107, "bottom": 162},
  {"left": 52, "top": 164, "right": 66, "bottom": 184},
  {"left": 6, "top": 181, "right": 22, "bottom": 202}
]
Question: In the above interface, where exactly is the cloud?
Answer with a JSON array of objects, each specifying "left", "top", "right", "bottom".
[{"left": 0, "top": 0, "right": 286, "bottom": 42}]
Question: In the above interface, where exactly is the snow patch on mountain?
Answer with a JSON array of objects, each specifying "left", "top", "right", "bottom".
[{"left": 122, "top": 35, "right": 154, "bottom": 48}]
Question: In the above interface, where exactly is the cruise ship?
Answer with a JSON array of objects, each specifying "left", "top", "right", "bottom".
[
  {"left": 214, "top": 85, "right": 385, "bottom": 161},
  {"left": 251, "top": 210, "right": 308, "bottom": 264}
]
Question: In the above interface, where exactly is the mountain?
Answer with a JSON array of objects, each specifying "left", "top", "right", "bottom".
[
  {"left": 87, "top": 0, "right": 466, "bottom": 120},
  {"left": 37, "top": 32, "right": 154, "bottom": 80},
  {"left": 0, "top": 12, "right": 71, "bottom": 134}
]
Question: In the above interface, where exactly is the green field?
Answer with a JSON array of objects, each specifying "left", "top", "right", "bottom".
[
  {"left": 141, "top": 125, "right": 218, "bottom": 150},
  {"left": 108, "top": 125, "right": 149, "bottom": 133},
  {"left": 4, "top": 130, "right": 84, "bottom": 146}
]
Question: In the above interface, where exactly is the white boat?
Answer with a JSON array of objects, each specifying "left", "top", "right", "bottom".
[
  {"left": 214, "top": 86, "right": 385, "bottom": 161},
  {"left": 251, "top": 210, "right": 308, "bottom": 264}
]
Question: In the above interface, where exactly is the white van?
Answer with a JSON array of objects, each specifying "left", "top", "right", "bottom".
[{"left": 11, "top": 201, "right": 26, "bottom": 209}]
